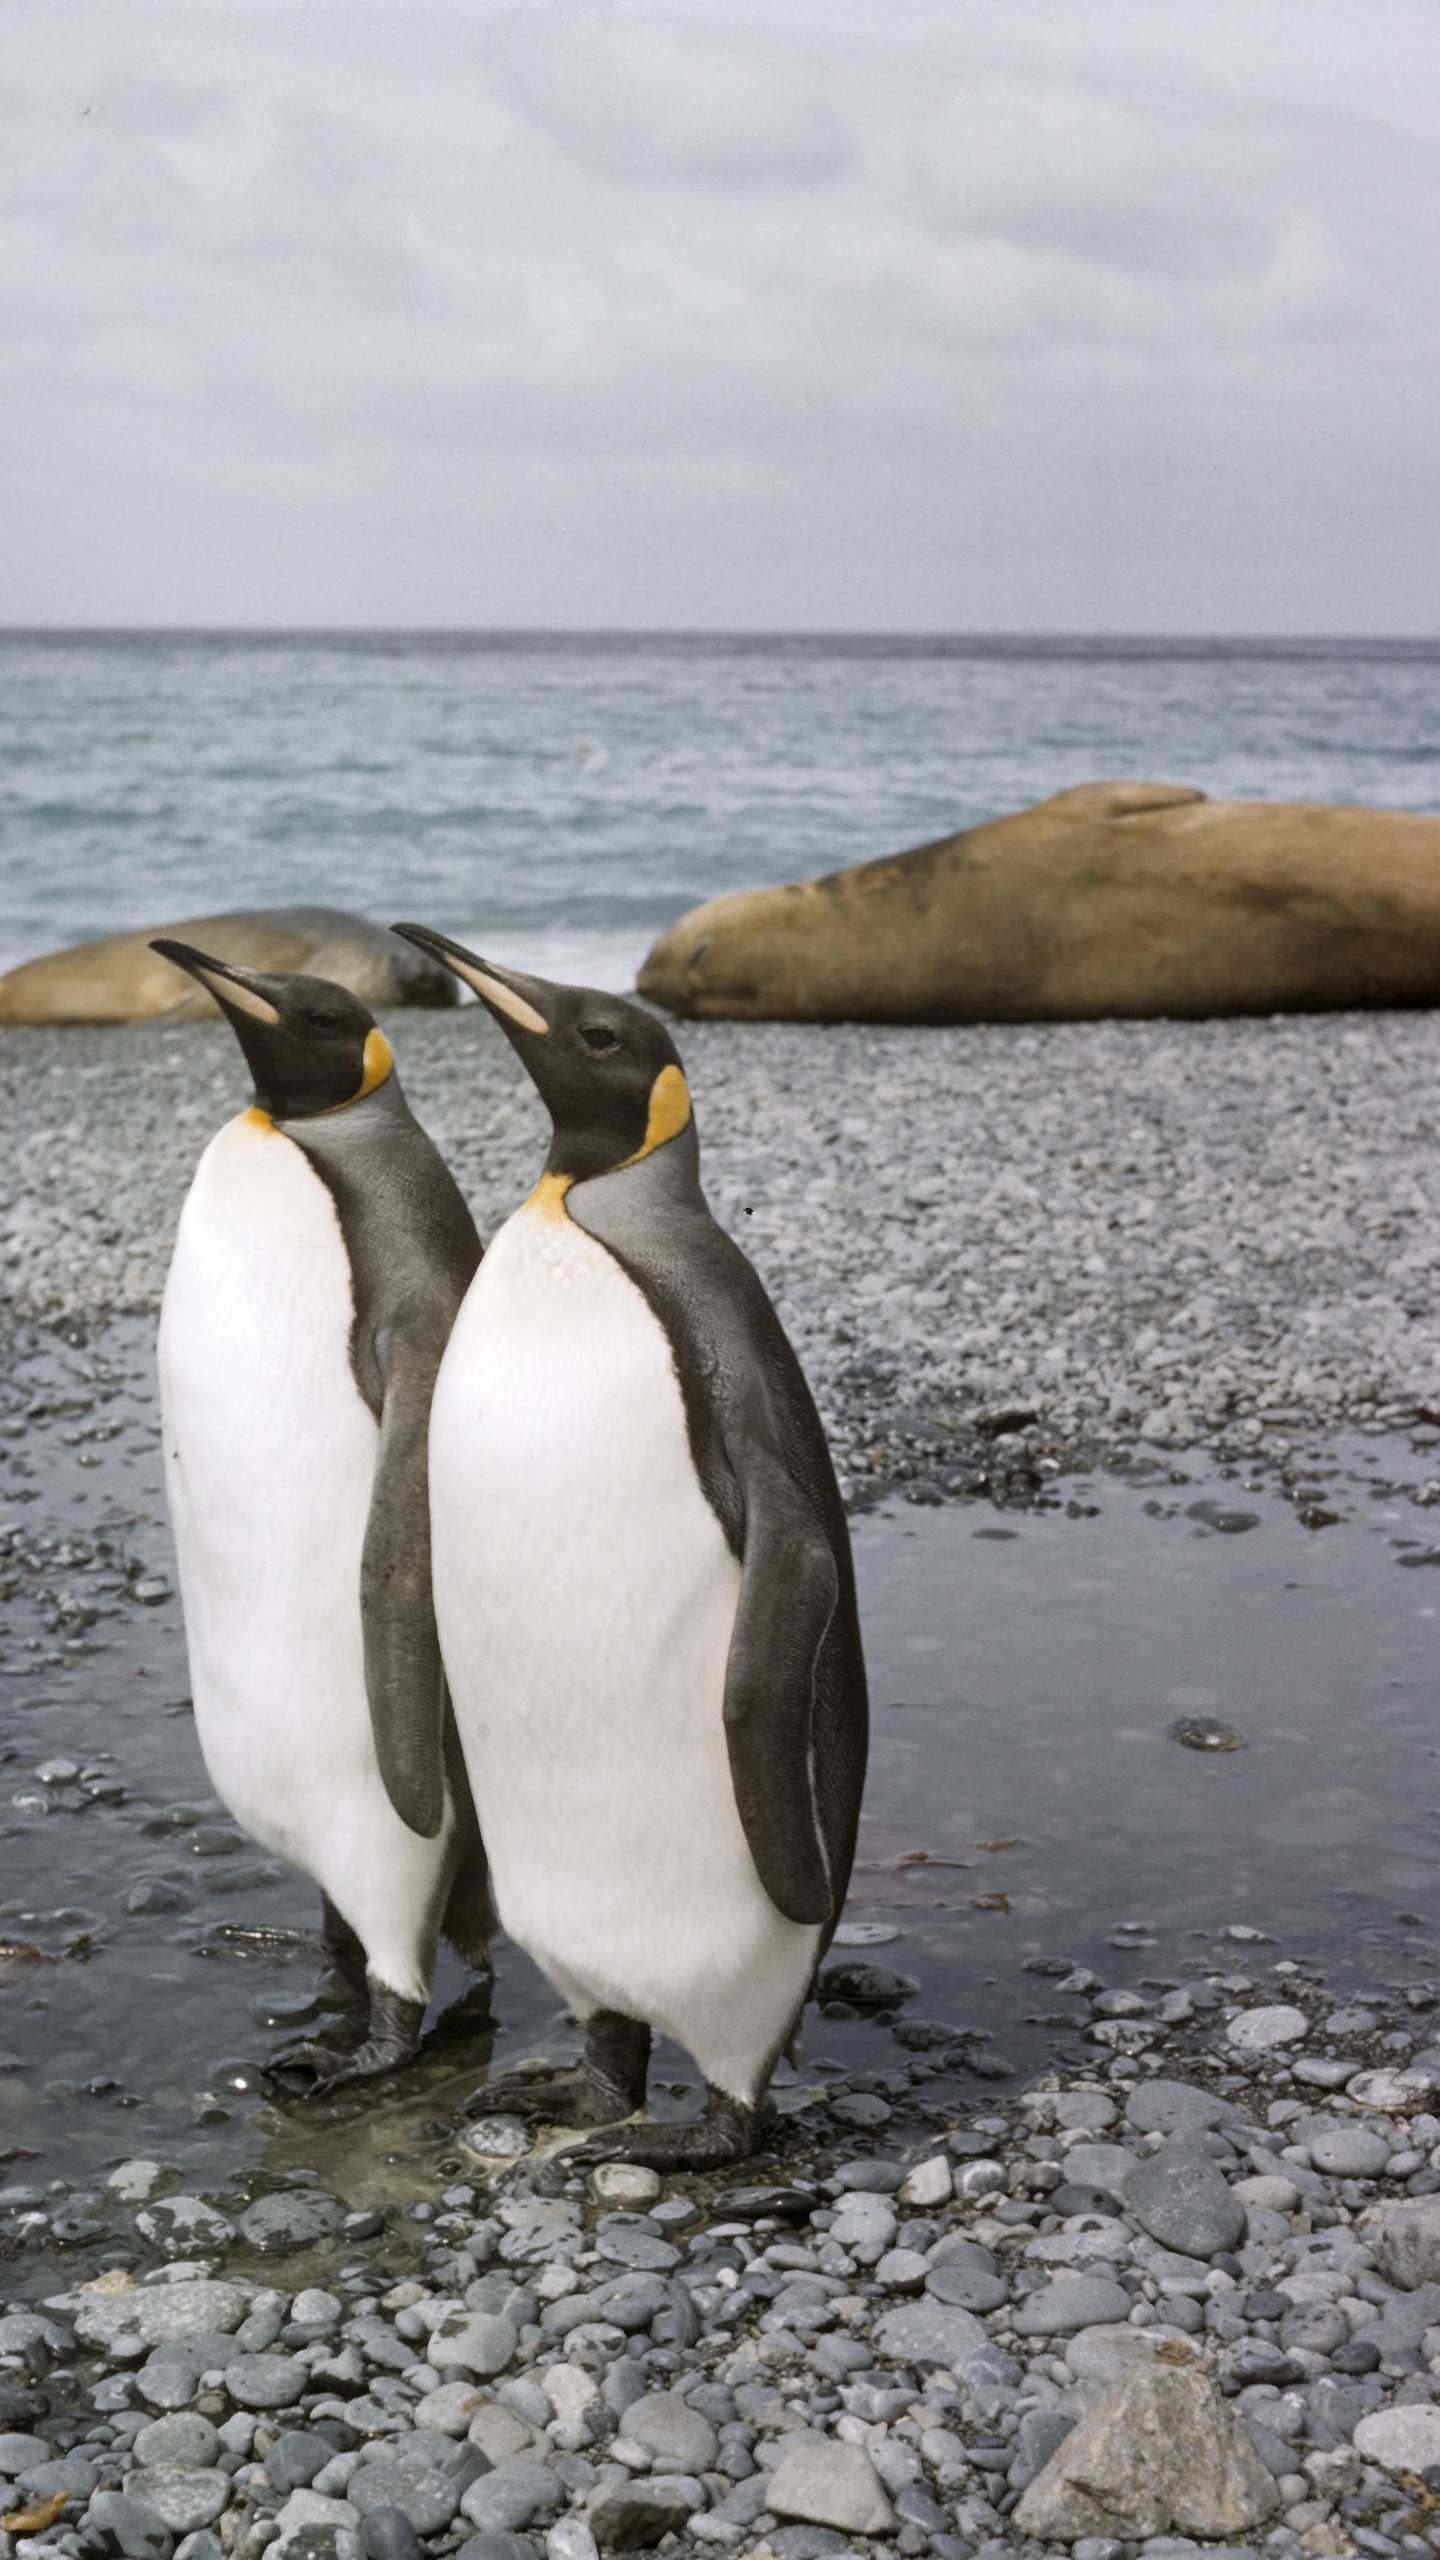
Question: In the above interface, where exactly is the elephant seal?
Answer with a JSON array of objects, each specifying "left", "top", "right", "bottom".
[
  {"left": 0, "top": 907, "right": 460, "bottom": 1024},
  {"left": 637, "top": 781, "right": 1440, "bottom": 1025}
]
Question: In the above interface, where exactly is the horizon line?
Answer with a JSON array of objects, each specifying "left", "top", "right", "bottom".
[{"left": 1, "top": 623, "right": 1438, "bottom": 648}]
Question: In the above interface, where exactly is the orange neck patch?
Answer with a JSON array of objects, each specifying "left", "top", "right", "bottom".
[
  {"left": 526, "top": 1169, "right": 576, "bottom": 1218},
  {"left": 621, "top": 1064, "right": 692, "bottom": 1168}
]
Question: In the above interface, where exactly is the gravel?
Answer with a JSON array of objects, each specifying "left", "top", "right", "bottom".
[
  {"left": 15, "top": 1946, "right": 1440, "bottom": 2560},
  {"left": 4, "top": 1006, "right": 1440, "bottom": 1502}
]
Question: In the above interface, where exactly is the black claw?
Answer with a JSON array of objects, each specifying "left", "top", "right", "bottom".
[
  {"left": 268, "top": 2034, "right": 419, "bottom": 2093},
  {"left": 565, "top": 2087, "right": 757, "bottom": 2172},
  {"left": 268, "top": 1982, "right": 424, "bottom": 2094}
]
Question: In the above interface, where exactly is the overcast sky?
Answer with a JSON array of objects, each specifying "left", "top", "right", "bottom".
[{"left": 4, "top": 0, "right": 1439, "bottom": 631}]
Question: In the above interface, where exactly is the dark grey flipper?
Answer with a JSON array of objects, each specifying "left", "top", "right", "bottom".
[
  {"left": 464, "top": 2010, "right": 651, "bottom": 2127},
  {"left": 567, "top": 1123, "right": 867, "bottom": 1936},
  {"left": 285, "top": 1075, "right": 482, "bottom": 1843}
]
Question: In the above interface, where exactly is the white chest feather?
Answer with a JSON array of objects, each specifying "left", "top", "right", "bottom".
[
  {"left": 430, "top": 1191, "right": 819, "bottom": 2098},
  {"left": 158, "top": 1113, "right": 378, "bottom": 1830},
  {"left": 156, "top": 1114, "right": 454, "bottom": 1997}
]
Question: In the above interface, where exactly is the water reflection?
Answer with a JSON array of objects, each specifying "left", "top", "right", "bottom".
[{"left": 1, "top": 1315, "right": 1436, "bottom": 2223}]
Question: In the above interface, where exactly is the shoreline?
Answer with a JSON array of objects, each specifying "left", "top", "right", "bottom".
[{"left": 3, "top": 1007, "right": 1439, "bottom": 1509}]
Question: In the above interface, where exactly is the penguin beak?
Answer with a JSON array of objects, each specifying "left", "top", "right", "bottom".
[
  {"left": 149, "top": 940, "right": 284, "bottom": 1027},
  {"left": 389, "top": 925, "right": 552, "bottom": 1037}
]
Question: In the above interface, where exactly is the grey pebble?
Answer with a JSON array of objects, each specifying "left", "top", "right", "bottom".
[
  {"left": 346, "top": 2463, "right": 460, "bottom": 2532},
  {"left": 459, "top": 2462, "right": 563, "bottom": 2534},
  {"left": 622, "top": 2391, "right": 718, "bottom": 2472},
  {"left": 134, "top": 2417, "right": 219, "bottom": 2472},
  {"left": 1011, "top": 2275, "right": 1133, "bottom": 2335},
  {"left": 85, "top": 2488, "right": 174, "bottom": 2559},
  {"left": 924, "top": 2260, "right": 1008, "bottom": 2313},
  {"left": 1126, "top": 2144, "right": 1246, "bottom": 2256},
  {"left": 265, "top": 2431, "right": 334, "bottom": 2492},
  {"left": 221, "top": 2353, "right": 307, "bottom": 2410},
  {"left": 360, "top": 2513, "right": 423, "bottom": 2560}
]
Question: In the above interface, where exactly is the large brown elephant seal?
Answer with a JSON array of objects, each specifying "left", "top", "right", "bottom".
[
  {"left": 637, "top": 781, "right": 1440, "bottom": 1024},
  {"left": 0, "top": 907, "right": 460, "bottom": 1024}
]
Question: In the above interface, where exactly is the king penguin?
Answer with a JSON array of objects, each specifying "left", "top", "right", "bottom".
[
  {"left": 153, "top": 941, "right": 491, "bottom": 2087},
  {"left": 391, "top": 924, "right": 868, "bottom": 2167}
]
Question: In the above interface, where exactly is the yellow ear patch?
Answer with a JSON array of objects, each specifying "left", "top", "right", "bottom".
[
  {"left": 354, "top": 1027, "right": 394, "bottom": 1100},
  {"left": 622, "top": 1064, "right": 692, "bottom": 1167},
  {"left": 243, "top": 1106, "right": 275, "bottom": 1132}
]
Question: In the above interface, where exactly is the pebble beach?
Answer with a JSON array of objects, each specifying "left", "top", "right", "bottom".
[
  {"left": 3, "top": 1003, "right": 1440, "bottom": 1502},
  {"left": 11, "top": 1980, "right": 1440, "bottom": 2560},
  {"left": 5, "top": 1001, "right": 1440, "bottom": 2560}
]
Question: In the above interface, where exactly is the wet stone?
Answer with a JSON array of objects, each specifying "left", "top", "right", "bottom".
[
  {"left": 135, "top": 2197, "right": 234, "bottom": 2256},
  {"left": 237, "top": 2192, "right": 345, "bottom": 2254},
  {"left": 816, "top": 1963, "right": 918, "bottom": 2007},
  {"left": 454, "top": 2539, "right": 539, "bottom": 2560},
  {"left": 1168, "top": 1716, "right": 1246, "bottom": 1751}
]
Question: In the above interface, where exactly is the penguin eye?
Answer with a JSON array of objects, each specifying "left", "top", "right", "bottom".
[{"left": 579, "top": 1024, "right": 621, "bottom": 1054}]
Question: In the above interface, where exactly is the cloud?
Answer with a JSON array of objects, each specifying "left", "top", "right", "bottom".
[
  {"left": 0, "top": 1, "right": 1437, "bottom": 627},
  {"left": 481, "top": 4, "right": 853, "bottom": 188}
]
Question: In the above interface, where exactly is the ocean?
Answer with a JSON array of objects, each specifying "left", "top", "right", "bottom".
[{"left": 3, "top": 630, "right": 1439, "bottom": 988}]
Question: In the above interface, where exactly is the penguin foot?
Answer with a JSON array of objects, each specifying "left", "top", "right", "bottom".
[
  {"left": 269, "top": 1984, "right": 425, "bottom": 2093},
  {"left": 465, "top": 2008, "right": 650, "bottom": 2129},
  {"left": 566, "top": 2086, "right": 759, "bottom": 2172}
]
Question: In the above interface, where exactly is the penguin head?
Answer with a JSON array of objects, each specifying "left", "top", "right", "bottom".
[
  {"left": 149, "top": 942, "right": 394, "bottom": 1120},
  {"left": 391, "top": 925, "right": 690, "bottom": 1183}
]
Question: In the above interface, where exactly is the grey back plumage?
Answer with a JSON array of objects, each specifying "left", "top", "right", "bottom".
[{"left": 567, "top": 1122, "right": 867, "bottom": 1935}]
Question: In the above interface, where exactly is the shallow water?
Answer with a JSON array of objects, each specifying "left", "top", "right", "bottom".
[
  {"left": 1, "top": 1316, "right": 1438, "bottom": 2264},
  {"left": 4, "top": 632, "right": 1440, "bottom": 984}
]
